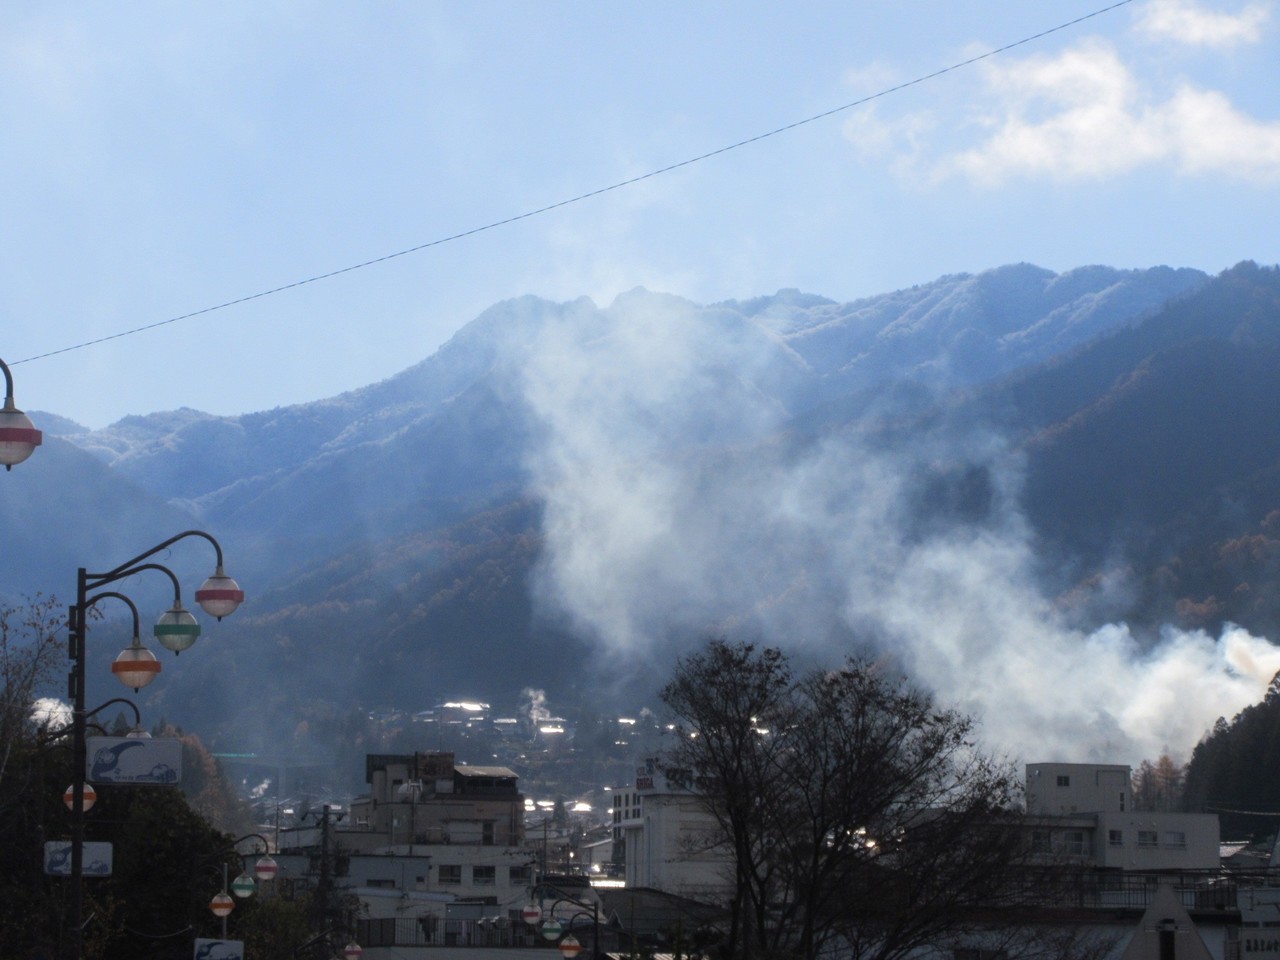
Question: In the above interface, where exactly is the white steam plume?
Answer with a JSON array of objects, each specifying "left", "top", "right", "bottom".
[
  {"left": 521, "top": 687, "right": 552, "bottom": 725},
  {"left": 517, "top": 292, "right": 1280, "bottom": 765}
]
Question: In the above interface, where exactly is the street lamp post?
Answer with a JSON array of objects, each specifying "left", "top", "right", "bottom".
[
  {"left": 0, "top": 356, "right": 41, "bottom": 469},
  {"left": 534, "top": 884, "right": 602, "bottom": 960},
  {"left": 228, "top": 832, "right": 279, "bottom": 901},
  {"left": 65, "top": 530, "right": 243, "bottom": 960},
  {"left": 210, "top": 863, "right": 236, "bottom": 940}
]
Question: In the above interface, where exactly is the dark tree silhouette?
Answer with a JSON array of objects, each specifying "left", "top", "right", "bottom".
[{"left": 660, "top": 638, "right": 1022, "bottom": 960}]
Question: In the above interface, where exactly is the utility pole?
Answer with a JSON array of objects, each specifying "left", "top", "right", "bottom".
[{"left": 307, "top": 803, "right": 348, "bottom": 958}]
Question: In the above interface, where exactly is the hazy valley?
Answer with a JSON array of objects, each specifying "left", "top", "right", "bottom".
[{"left": 9, "top": 260, "right": 1280, "bottom": 798}]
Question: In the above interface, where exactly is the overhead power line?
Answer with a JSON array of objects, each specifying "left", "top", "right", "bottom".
[{"left": 15, "top": 0, "right": 1136, "bottom": 368}]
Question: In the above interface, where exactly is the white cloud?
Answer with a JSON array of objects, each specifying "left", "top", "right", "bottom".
[
  {"left": 844, "top": 103, "right": 939, "bottom": 178},
  {"left": 31, "top": 697, "right": 72, "bottom": 731},
  {"left": 936, "top": 40, "right": 1280, "bottom": 184},
  {"left": 1137, "top": 0, "right": 1271, "bottom": 48}
]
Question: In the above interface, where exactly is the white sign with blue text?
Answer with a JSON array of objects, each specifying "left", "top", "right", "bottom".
[
  {"left": 44, "top": 841, "right": 112, "bottom": 876},
  {"left": 193, "top": 939, "right": 244, "bottom": 960},
  {"left": 87, "top": 736, "right": 182, "bottom": 784}
]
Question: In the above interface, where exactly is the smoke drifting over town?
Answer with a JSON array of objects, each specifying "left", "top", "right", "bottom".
[{"left": 518, "top": 292, "right": 1280, "bottom": 766}]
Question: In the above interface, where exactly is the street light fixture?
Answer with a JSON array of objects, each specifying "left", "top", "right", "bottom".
[
  {"left": 0, "top": 356, "right": 41, "bottom": 470},
  {"left": 64, "top": 530, "right": 243, "bottom": 960},
  {"left": 230, "top": 871, "right": 257, "bottom": 898},
  {"left": 538, "top": 883, "right": 602, "bottom": 960},
  {"left": 226, "top": 832, "right": 278, "bottom": 900}
]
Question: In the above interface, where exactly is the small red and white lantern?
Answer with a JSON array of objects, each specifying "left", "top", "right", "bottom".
[
  {"left": 209, "top": 892, "right": 235, "bottom": 918},
  {"left": 342, "top": 942, "right": 363, "bottom": 960},
  {"left": 0, "top": 401, "right": 41, "bottom": 470},
  {"left": 111, "top": 638, "right": 162, "bottom": 691},
  {"left": 195, "top": 568, "right": 245, "bottom": 621},
  {"left": 559, "top": 934, "right": 582, "bottom": 959},
  {"left": 63, "top": 783, "right": 96, "bottom": 812},
  {"left": 521, "top": 903, "right": 542, "bottom": 925},
  {"left": 254, "top": 854, "right": 278, "bottom": 881}
]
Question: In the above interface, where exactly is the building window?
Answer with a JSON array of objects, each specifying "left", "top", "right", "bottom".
[
  {"left": 473, "top": 866, "right": 495, "bottom": 885},
  {"left": 510, "top": 865, "right": 531, "bottom": 884},
  {"left": 367, "top": 878, "right": 396, "bottom": 889},
  {"left": 1137, "top": 831, "right": 1158, "bottom": 848},
  {"left": 439, "top": 865, "right": 461, "bottom": 884},
  {"left": 1164, "top": 831, "right": 1186, "bottom": 848},
  {"left": 1062, "top": 831, "right": 1086, "bottom": 855},
  {"left": 1108, "top": 829, "right": 1123, "bottom": 847},
  {"left": 483, "top": 821, "right": 495, "bottom": 846},
  {"left": 1030, "top": 831, "right": 1051, "bottom": 855},
  {"left": 1056, "top": 775, "right": 1070, "bottom": 787}
]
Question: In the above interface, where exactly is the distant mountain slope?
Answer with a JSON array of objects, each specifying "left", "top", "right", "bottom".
[
  {"left": 973, "top": 262, "right": 1280, "bottom": 633},
  {"left": 743, "top": 263, "right": 1204, "bottom": 388},
  {"left": 0, "top": 436, "right": 201, "bottom": 608},
  {"left": 48, "top": 263, "right": 1205, "bottom": 516},
  {"left": 6, "top": 261, "right": 1236, "bottom": 761}
]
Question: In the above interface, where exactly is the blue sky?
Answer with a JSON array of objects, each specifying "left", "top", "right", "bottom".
[{"left": 3, "top": 0, "right": 1277, "bottom": 428}]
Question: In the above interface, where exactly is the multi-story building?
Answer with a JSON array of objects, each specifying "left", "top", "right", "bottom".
[
  {"left": 609, "top": 758, "right": 1241, "bottom": 959},
  {"left": 614, "top": 758, "right": 731, "bottom": 901},
  {"left": 347, "top": 751, "right": 525, "bottom": 850},
  {"left": 1024, "top": 762, "right": 1221, "bottom": 871},
  {"left": 956, "top": 763, "right": 1235, "bottom": 960},
  {"left": 274, "top": 751, "right": 539, "bottom": 952}
]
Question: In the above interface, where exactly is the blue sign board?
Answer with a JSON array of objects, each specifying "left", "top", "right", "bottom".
[
  {"left": 44, "top": 841, "right": 112, "bottom": 876},
  {"left": 87, "top": 736, "right": 182, "bottom": 784},
  {"left": 193, "top": 940, "right": 244, "bottom": 960}
]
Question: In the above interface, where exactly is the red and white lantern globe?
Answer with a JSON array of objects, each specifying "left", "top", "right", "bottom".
[
  {"left": 209, "top": 892, "right": 235, "bottom": 918},
  {"left": 254, "top": 854, "right": 278, "bottom": 881},
  {"left": 63, "top": 783, "right": 96, "bottom": 812}
]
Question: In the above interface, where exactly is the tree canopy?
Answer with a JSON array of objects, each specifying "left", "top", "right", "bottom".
[{"left": 660, "top": 639, "right": 1022, "bottom": 960}]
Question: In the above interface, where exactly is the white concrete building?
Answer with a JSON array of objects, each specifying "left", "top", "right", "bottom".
[
  {"left": 1025, "top": 763, "right": 1221, "bottom": 871},
  {"left": 614, "top": 759, "right": 731, "bottom": 901},
  {"left": 273, "top": 751, "right": 539, "bottom": 952}
]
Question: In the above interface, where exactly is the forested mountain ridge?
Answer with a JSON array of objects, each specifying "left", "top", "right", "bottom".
[
  {"left": 18, "top": 262, "right": 1280, "bottom": 774},
  {"left": 999, "top": 262, "right": 1280, "bottom": 635}
]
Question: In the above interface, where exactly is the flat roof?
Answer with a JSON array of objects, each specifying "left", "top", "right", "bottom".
[{"left": 456, "top": 764, "right": 518, "bottom": 779}]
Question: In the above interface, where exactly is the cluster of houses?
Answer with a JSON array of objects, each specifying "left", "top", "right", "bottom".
[{"left": 253, "top": 751, "right": 1280, "bottom": 959}]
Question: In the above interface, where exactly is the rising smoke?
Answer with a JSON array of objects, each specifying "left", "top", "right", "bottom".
[{"left": 515, "top": 290, "right": 1280, "bottom": 766}]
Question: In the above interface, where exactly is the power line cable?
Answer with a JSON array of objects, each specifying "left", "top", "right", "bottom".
[
  {"left": 1205, "top": 804, "right": 1280, "bottom": 818},
  {"left": 14, "top": 0, "right": 1135, "bottom": 367}
]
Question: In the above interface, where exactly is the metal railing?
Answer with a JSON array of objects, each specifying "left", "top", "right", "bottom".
[{"left": 358, "top": 916, "right": 539, "bottom": 948}]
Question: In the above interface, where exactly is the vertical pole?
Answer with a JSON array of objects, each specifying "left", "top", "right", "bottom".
[
  {"left": 222, "top": 862, "right": 229, "bottom": 940},
  {"left": 67, "top": 569, "right": 88, "bottom": 960},
  {"left": 315, "top": 804, "right": 334, "bottom": 956}
]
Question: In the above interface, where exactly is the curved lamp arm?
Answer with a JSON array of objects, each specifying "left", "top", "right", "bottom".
[
  {"left": 84, "top": 697, "right": 143, "bottom": 728},
  {"left": 94, "top": 530, "right": 227, "bottom": 583},
  {"left": 84, "top": 590, "right": 143, "bottom": 637},
  {"left": 85, "top": 532, "right": 243, "bottom": 623}
]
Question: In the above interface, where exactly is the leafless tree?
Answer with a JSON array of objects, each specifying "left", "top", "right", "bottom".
[
  {"left": 660, "top": 639, "right": 1023, "bottom": 960},
  {"left": 0, "top": 594, "right": 64, "bottom": 801}
]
